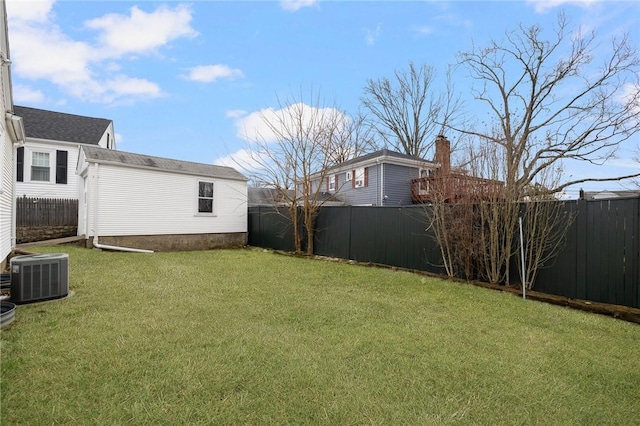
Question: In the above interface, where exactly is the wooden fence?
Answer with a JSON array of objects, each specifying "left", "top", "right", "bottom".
[
  {"left": 248, "top": 198, "right": 640, "bottom": 309},
  {"left": 16, "top": 197, "right": 78, "bottom": 227}
]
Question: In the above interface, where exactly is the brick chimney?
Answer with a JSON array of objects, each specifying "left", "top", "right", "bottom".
[{"left": 435, "top": 134, "right": 451, "bottom": 177}]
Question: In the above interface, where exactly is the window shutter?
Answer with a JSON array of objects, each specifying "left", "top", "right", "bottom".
[
  {"left": 334, "top": 174, "right": 338, "bottom": 189},
  {"left": 364, "top": 167, "right": 369, "bottom": 187},
  {"left": 56, "top": 150, "right": 68, "bottom": 184},
  {"left": 352, "top": 170, "right": 355, "bottom": 188},
  {"left": 16, "top": 147, "right": 24, "bottom": 182}
]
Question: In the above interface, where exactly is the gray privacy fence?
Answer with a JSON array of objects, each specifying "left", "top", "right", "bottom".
[
  {"left": 16, "top": 197, "right": 78, "bottom": 227},
  {"left": 248, "top": 198, "right": 640, "bottom": 309}
]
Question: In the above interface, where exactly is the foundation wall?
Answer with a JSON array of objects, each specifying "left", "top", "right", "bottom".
[{"left": 87, "top": 232, "right": 247, "bottom": 252}]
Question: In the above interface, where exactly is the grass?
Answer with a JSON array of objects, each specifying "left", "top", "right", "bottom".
[{"left": 1, "top": 246, "right": 639, "bottom": 425}]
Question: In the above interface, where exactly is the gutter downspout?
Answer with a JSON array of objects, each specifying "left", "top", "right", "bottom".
[
  {"left": 92, "top": 236, "right": 153, "bottom": 254},
  {"left": 10, "top": 143, "right": 16, "bottom": 250},
  {"left": 91, "top": 162, "right": 153, "bottom": 254}
]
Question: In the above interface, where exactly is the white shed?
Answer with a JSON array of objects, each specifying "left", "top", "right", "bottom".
[{"left": 77, "top": 146, "right": 248, "bottom": 251}]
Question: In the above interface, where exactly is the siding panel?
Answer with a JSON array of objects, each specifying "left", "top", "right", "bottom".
[
  {"left": 0, "top": 119, "right": 12, "bottom": 260},
  {"left": 382, "top": 163, "right": 419, "bottom": 206},
  {"left": 92, "top": 164, "right": 246, "bottom": 236},
  {"left": 15, "top": 141, "right": 80, "bottom": 199}
]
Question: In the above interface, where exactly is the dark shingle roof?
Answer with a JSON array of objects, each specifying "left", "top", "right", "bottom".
[
  {"left": 14, "top": 105, "right": 112, "bottom": 144},
  {"left": 81, "top": 146, "right": 248, "bottom": 182},
  {"left": 324, "top": 148, "right": 434, "bottom": 172},
  {"left": 345, "top": 149, "right": 430, "bottom": 168}
]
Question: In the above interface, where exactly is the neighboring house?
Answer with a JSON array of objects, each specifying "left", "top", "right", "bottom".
[
  {"left": 248, "top": 187, "right": 293, "bottom": 207},
  {"left": 311, "top": 149, "right": 438, "bottom": 206},
  {"left": 0, "top": 0, "right": 26, "bottom": 267},
  {"left": 580, "top": 189, "right": 640, "bottom": 200},
  {"left": 14, "top": 105, "right": 115, "bottom": 200},
  {"left": 77, "top": 146, "right": 248, "bottom": 251},
  {"left": 410, "top": 135, "right": 504, "bottom": 203}
]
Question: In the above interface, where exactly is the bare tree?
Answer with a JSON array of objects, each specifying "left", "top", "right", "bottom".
[
  {"left": 454, "top": 12, "right": 640, "bottom": 194},
  {"left": 322, "top": 111, "right": 378, "bottom": 166},
  {"left": 361, "top": 62, "right": 459, "bottom": 158},
  {"left": 428, "top": 13, "right": 640, "bottom": 287},
  {"left": 240, "top": 90, "right": 360, "bottom": 254}
]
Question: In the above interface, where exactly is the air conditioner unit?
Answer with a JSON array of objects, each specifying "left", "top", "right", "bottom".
[{"left": 10, "top": 253, "right": 69, "bottom": 304}]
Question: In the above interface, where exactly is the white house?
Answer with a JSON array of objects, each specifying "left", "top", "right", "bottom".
[
  {"left": 14, "top": 105, "right": 115, "bottom": 200},
  {"left": 77, "top": 146, "right": 248, "bottom": 251},
  {"left": 0, "top": 0, "right": 25, "bottom": 267}
]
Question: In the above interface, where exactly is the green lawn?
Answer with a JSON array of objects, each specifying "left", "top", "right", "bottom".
[{"left": 1, "top": 246, "right": 639, "bottom": 425}]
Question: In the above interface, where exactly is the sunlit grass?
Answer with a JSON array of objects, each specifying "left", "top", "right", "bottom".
[{"left": 1, "top": 246, "right": 639, "bottom": 424}]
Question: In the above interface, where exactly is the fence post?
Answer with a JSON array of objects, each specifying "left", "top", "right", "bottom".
[{"left": 575, "top": 199, "right": 587, "bottom": 300}]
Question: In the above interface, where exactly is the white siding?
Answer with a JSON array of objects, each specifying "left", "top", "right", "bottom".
[
  {"left": 15, "top": 141, "right": 80, "bottom": 199},
  {"left": 96, "top": 123, "right": 115, "bottom": 149},
  {"left": 86, "top": 163, "right": 247, "bottom": 237},
  {"left": 0, "top": 118, "right": 12, "bottom": 260},
  {"left": 0, "top": 0, "right": 13, "bottom": 261}
]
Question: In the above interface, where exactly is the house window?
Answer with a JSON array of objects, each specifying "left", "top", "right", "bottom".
[
  {"left": 198, "top": 181, "right": 214, "bottom": 214},
  {"left": 31, "top": 152, "right": 50, "bottom": 182},
  {"left": 420, "top": 168, "right": 433, "bottom": 178},
  {"left": 346, "top": 171, "right": 353, "bottom": 181},
  {"left": 354, "top": 167, "right": 366, "bottom": 188},
  {"left": 328, "top": 175, "right": 336, "bottom": 192}
]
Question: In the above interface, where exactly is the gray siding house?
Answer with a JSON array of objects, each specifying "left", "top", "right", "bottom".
[{"left": 312, "top": 149, "right": 437, "bottom": 206}]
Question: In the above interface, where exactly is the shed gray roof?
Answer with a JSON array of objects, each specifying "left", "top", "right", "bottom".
[
  {"left": 14, "top": 105, "right": 112, "bottom": 144},
  {"left": 81, "top": 146, "right": 248, "bottom": 182}
]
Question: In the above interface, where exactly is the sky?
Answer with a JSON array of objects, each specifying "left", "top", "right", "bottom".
[{"left": 5, "top": 0, "right": 640, "bottom": 198}]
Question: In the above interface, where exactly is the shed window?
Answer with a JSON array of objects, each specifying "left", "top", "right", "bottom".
[{"left": 198, "top": 181, "right": 214, "bottom": 214}]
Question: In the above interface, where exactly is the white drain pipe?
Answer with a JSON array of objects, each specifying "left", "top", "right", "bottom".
[
  {"left": 90, "top": 163, "right": 153, "bottom": 254},
  {"left": 92, "top": 236, "right": 154, "bottom": 254}
]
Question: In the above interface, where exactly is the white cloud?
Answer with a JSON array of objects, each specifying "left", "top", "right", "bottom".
[
  {"left": 84, "top": 4, "right": 197, "bottom": 58},
  {"left": 366, "top": 24, "right": 381, "bottom": 46},
  {"left": 9, "top": 22, "right": 95, "bottom": 84},
  {"left": 620, "top": 81, "right": 640, "bottom": 117},
  {"left": 13, "top": 84, "right": 45, "bottom": 104},
  {"left": 183, "top": 64, "right": 244, "bottom": 83},
  {"left": 232, "top": 102, "right": 349, "bottom": 144},
  {"left": 6, "top": 0, "right": 54, "bottom": 23},
  {"left": 280, "top": 0, "right": 318, "bottom": 12},
  {"left": 234, "top": 107, "right": 280, "bottom": 143},
  {"left": 526, "top": 0, "right": 601, "bottom": 14},
  {"left": 226, "top": 109, "right": 247, "bottom": 119},
  {"left": 105, "top": 76, "right": 162, "bottom": 99},
  {"left": 214, "top": 148, "right": 265, "bottom": 173},
  {"left": 6, "top": 2, "right": 196, "bottom": 104}
]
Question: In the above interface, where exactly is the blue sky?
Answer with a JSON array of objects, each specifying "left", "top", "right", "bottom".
[{"left": 5, "top": 0, "right": 640, "bottom": 197}]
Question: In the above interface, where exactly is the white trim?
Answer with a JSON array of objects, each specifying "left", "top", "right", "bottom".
[{"left": 28, "top": 148, "right": 54, "bottom": 183}]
